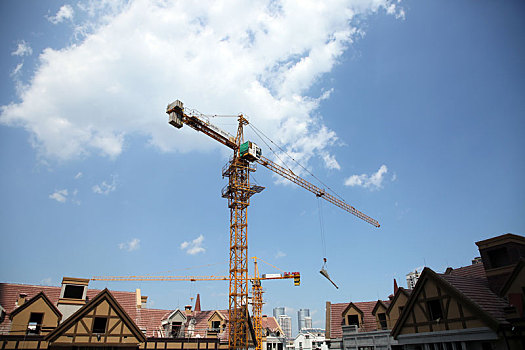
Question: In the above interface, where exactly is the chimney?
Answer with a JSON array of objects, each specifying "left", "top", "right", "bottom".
[
  {"left": 141, "top": 295, "right": 148, "bottom": 308},
  {"left": 136, "top": 289, "right": 142, "bottom": 309},
  {"left": 325, "top": 301, "right": 331, "bottom": 339},
  {"left": 194, "top": 294, "right": 201, "bottom": 312},
  {"left": 17, "top": 293, "right": 27, "bottom": 307},
  {"left": 185, "top": 305, "right": 193, "bottom": 316}
]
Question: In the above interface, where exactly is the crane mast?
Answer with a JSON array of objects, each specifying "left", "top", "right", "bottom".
[{"left": 166, "top": 100, "right": 379, "bottom": 350}]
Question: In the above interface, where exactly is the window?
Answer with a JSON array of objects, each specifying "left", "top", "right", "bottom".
[
  {"left": 92, "top": 317, "right": 108, "bottom": 333},
  {"left": 347, "top": 315, "right": 359, "bottom": 327},
  {"left": 398, "top": 306, "right": 404, "bottom": 315},
  {"left": 211, "top": 320, "right": 221, "bottom": 330},
  {"left": 487, "top": 247, "right": 510, "bottom": 268},
  {"left": 27, "top": 313, "right": 43, "bottom": 335},
  {"left": 63, "top": 285, "right": 84, "bottom": 299},
  {"left": 171, "top": 322, "right": 182, "bottom": 337},
  {"left": 377, "top": 313, "right": 387, "bottom": 329},
  {"left": 427, "top": 299, "right": 443, "bottom": 321}
]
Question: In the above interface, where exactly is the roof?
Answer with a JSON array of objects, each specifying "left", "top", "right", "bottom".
[
  {"left": 444, "top": 262, "right": 487, "bottom": 279},
  {"left": 8, "top": 291, "right": 62, "bottom": 321},
  {"left": 391, "top": 266, "right": 511, "bottom": 338},
  {"left": 440, "top": 265, "right": 508, "bottom": 323},
  {"left": 0, "top": 281, "right": 257, "bottom": 343},
  {"left": 186, "top": 309, "right": 229, "bottom": 338},
  {"left": 0, "top": 283, "right": 175, "bottom": 337},
  {"left": 261, "top": 316, "right": 281, "bottom": 333},
  {"left": 385, "top": 287, "right": 412, "bottom": 316},
  {"left": 45, "top": 288, "right": 146, "bottom": 343},
  {"left": 329, "top": 300, "right": 388, "bottom": 338}
]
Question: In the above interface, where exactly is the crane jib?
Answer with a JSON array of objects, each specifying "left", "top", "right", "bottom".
[{"left": 256, "top": 156, "right": 380, "bottom": 227}]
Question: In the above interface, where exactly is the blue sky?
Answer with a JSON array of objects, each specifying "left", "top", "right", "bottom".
[{"left": 1, "top": 0, "right": 524, "bottom": 334}]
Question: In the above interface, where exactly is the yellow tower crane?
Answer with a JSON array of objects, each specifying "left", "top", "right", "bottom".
[
  {"left": 250, "top": 257, "right": 300, "bottom": 350},
  {"left": 165, "top": 100, "right": 379, "bottom": 350}
]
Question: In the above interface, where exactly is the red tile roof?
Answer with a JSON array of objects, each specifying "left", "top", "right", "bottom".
[
  {"left": 261, "top": 316, "right": 281, "bottom": 333},
  {"left": 0, "top": 283, "right": 198, "bottom": 338},
  {"left": 444, "top": 263, "right": 486, "bottom": 279},
  {"left": 439, "top": 264, "right": 508, "bottom": 323},
  {"left": 0, "top": 282, "right": 241, "bottom": 341},
  {"left": 329, "top": 300, "right": 389, "bottom": 338}
]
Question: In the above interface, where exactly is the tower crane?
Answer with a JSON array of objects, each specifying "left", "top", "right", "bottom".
[
  {"left": 92, "top": 261, "right": 300, "bottom": 350},
  {"left": 165, "top": 100, "right": 379, "bottom": 350}
]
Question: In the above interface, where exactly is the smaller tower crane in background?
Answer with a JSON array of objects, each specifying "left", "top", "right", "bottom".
[
  {"left": 92, "top": 257, "right": 299, "bottom": 350},
  {"left": 250, "top": 257, "right": 299, "bottom": 350}
]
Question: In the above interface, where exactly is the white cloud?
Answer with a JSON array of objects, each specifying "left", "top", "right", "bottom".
[
  {"left": 344, "top": 164, "right": 389, "bottom": 190},
  {"left": 49, "top": 189, "right": 68, "bottom": 202},
  {"left": 119, "top": 238, "right": 140, "bottom": 251},
  {"left": 0, "top": 0, "right": 403, "bottom": 165},
  {"left": 92, "top": 175, "right": 117, "bottom": 195},
  {"left": 40, "top": 277, "right": 53, "bottom": 285},
  {"left": 75, "top": 171, "right": 83, "bottom": 179},
  {"left": 180, "top": 235, "right": 206, "bottom": 255},
  {"left": 11, "top": 40, "right": 32, "bottom": 57},
  {"left": 11, "top": 63, "right": 24, "bottom": 77},
  {"left": 275, "top": 250, "right": 286, "bottom": 259},
  {"left": 48, "top": 4, "right": 74, "bottom": 24}
]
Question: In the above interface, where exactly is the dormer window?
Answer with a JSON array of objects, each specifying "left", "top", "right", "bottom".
[
  {"left": 63, "top": 285, "right": 84, "bottom": 299},
  {"left": 171, "top": 322, "right": 182, "bottom": 337},
  {"left": 27, "top": 313, "right": 43, "bottom": 335},
  {"left": 211, "top": 320, "right": 221, "bottom": 330},
  {"left": 347, "top": 315, "right": 359, "bottom": 327},
  {"left": 377, "top": 313, "right": 387, "bottom": 330},
  {"left": 58, "top": 278, "right": 89, "bottom": 307}
]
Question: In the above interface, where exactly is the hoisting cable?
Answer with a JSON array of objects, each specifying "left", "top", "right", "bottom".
[
  {"left": 248, "top": 123, "right": 346, "bottom": 203},
  {"left": 317, "top": 196, "right": 327, "bottom": 259}
]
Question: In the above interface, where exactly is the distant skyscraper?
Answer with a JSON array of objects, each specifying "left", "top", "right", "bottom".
[
  {"left": 279, "top": 315, "right": 292, "bottom": 339},
  {"left": 273, "top": 306, "right": 285, "bottom": 320},
  {"left": 297, "top": 308, "right": 310, "bottom": 332},
  {"left": 274, "top": 307, "right": 291, "bottom": 339},
  {"left": 406, "top": 267, "right": 424, "bottom": 289},
  {"left": 304, "top": 316, "right": 312, "bottom": 329}
]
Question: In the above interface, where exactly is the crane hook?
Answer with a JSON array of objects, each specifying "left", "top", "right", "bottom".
[{"left": 320, "top": 258, "right": 339, "bottom": 289}]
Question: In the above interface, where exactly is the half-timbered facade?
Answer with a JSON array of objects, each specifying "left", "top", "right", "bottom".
[
  {"left": 391, "top": 233, "right": 525, "bottom": 350},
  {"left": 0, "top": 280, "right": 255, "bottom": 350}
]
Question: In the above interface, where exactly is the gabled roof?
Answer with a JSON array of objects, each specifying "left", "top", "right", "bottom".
[
  {"left": 391, "top": 267, "right": 510, "bottom": 338},
  {"left": 45, "top": 288, "right": 146, "bottom": 343},
  {"left": 185, "top": 310, "right": 229, "bottom": 338},
  {"left": 208, "top": 310, "right": 226, "bottom": 322},
  {"left": 0, "top": 282, "right": 172, "bottom": 337},
  {"left": 162, "top": 309, "right": 187, "bottom": 325},
  {"left": 341, "top": 302, "right": 364, "bottom": 317},
  {"left": 261, "top": 316, "right": 282, "bottom": 334},
  {"left": 329, "top": 300, "right": 385, "bottom": 338},
  {"left": 385, "top": 288, "right": 411, "bottom": 316},
  {"left": 371, "top": 300, "right": 389, "bottom": 316},
  {"left": 9, "top": 291, "right": 62, "bottom": 321}
]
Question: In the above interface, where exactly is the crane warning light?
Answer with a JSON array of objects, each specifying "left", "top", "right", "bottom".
[
  {"left": 167, "top": 100, "right": 184, "bottom": 129},
  {"left": 240, "top": 141, "right": 262, "bottom": 162}
]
